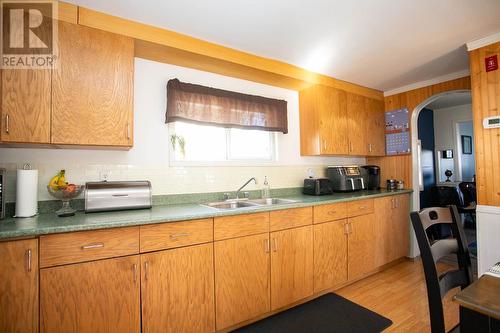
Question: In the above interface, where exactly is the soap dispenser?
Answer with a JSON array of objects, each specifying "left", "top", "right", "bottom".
[{"left": 261, "top": 176, "right": 270, "bottom": 199}]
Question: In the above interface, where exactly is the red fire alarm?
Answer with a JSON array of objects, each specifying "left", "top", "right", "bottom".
[{"left": 485, "top": 55, "right": 498, "bottom": 72}]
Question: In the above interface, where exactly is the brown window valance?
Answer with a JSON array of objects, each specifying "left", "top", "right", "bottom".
[{"left": 166, "top": 79, "right": 288, "bottom": 134}]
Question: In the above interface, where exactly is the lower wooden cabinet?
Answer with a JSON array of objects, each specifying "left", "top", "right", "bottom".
[
  {"left": 374, "top": 195, "right": 410, "bottom": 266},
  {"left": 40, "top": 256, "right": 140, "bottom": 333},
  {"left": 215, "top": 233, "right": 271, "bottom": 330},
  {"left": 141, "top": 243, "right": 214, "bottom": 333},
  {"left": 347, "top": 213, "right": 376, "bottom": 281},
  {"left": 0, "top": 239, "right": 39, "bottom": 333},
  {"left": 270, "top": 225, "right": 313, "bottom": 310},
  {"left": 313, "top": 220, "right": 348, "bottom": 293}
]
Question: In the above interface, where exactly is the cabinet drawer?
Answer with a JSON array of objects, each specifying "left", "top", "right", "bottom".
[
  {"left": 214, "top": 212, "right": 269, "bottom": 241},
  {"left": 140, "top": 219, "right": 213, "bottom": 252},
  {"left": 40, "top": 227, "right": 139, "bottom": 268},
  {"left": 313, "top": 202, "right": 348, "bottom": 223},
  {"left": 347, "top": 199, "right": 374, "bottom": 217},
  {"left": 270, "top": 207, "right": 312, "bottom": 231}
]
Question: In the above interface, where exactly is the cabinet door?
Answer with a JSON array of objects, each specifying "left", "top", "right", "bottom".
[
  {"left": 319, "top": 87, "right": 349, "bottom": 155},
  {"left": 214, "top": 233, "right": 270, "bottom": 330},
  {"left": 40, "top": 256, "right": 140, "bottom": 333},
  {"left": 52, "top": 21, "right": 133, "bottom": 146},
  {"left": 347, "top": 92, "right": 368, "bottom": 156},
  {"left": 391, "top": 195, "right": 410, "bottom": 260},
  {"left": 141, "top": 244, "right": 214, "bottom": 333},
  {"left": 0, "top": 239, "right": 39, "bottom": 333},
  {"left": 1, "top": 69, "right": 51, "bottom": 143},
  {"left": 365, "top": 98, "right": 386, "bottom": 156},
  {"left": 271, "top": 225, "right": 313, "bottom": 310},
  {"left": 313, "top": 220, "right": 348, "bottom": 293},
  {"left": 348, "top": 214, "right": 376, "bottom": 280},
  {"left": 373, "top": 196, "right": 393, "bottom": 267}
]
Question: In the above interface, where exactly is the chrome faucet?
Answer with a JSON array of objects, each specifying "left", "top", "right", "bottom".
[{"left": 235, "top": 177, "right": 257, "bottom": 200}]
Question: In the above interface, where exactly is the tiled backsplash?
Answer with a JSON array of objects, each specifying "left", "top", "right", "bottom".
[{"left": 0, "top": 162, "right": 329, "bottom": 203}]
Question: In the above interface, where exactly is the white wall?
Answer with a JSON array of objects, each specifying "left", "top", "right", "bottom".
[
  {"left": 433, "top": 103, "right": 473, "bottom": 182},
  {"left": 0, "top": 58, "right": 364, "bottom": 202}
]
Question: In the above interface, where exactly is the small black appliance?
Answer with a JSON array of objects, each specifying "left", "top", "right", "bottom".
[
  {"left": 303, "top": 178, "right": 332, "bottom": 196},
  {"left": 361, "top": 165, "right": 381, "bottom": 190}
]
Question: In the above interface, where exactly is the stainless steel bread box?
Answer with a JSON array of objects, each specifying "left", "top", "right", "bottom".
[{"left": 85, "top": 181, "right": 152, "bottom": 213}]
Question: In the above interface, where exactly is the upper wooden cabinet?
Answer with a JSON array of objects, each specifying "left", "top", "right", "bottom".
[
  {"left": 0, "top": 239, "right": 39, "bottom": 333},
  {"left": 51, "top": 21, "right": 134, "bottom": 147},
  {"left": 1, "top": 69, "right": 51, "bottom": 143},
  {"left": 299, "top": 84, "right": 385, "bottom": 156}
]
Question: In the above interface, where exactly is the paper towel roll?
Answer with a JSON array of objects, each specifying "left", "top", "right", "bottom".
[{"left": 15, "top": 169, "right": 38, "bottom": 217}]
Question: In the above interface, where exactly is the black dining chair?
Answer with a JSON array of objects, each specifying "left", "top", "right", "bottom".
[
  {"left": 458, "top": 182, "right": 477, "bottom": 225},
  {"left": 410, "top": 205, "right": 473, "bottom": 333}
]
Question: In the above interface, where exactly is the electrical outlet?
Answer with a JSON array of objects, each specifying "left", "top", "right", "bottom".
[{"left": 99, "top": 170, "right": 110, "bottom": 181}]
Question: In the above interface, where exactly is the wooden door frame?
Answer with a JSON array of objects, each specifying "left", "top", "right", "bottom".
[{"left": 410, "top": 89, "right": 471, "bottom": 257}]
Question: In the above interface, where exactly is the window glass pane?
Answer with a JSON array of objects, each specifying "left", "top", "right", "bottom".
[
  {"left": 229, "top": 128, "right": 273, "bottom": 160},
  {"left": 172, "top": 122, "right": 226, "bottom": 161}
]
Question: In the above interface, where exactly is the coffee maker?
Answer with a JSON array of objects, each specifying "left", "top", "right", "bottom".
[{"left": 361, "top": 165, "right": 381, "bottom": 190}]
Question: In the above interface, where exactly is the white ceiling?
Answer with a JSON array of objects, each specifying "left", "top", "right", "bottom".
[
  {"left": 426, "top": 91, "right": 472, "bottom": 109},
  {"left": 66, "top": 0, "right": 500, "bottom": 92}
]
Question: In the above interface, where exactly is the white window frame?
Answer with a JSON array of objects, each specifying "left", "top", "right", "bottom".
[{"left": 168, "top": 123, "right": 278, "bottom": 167}]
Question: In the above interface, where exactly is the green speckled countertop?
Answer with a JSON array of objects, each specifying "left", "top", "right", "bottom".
[{"left": 0, "top": 189, "right": 412, "bottom": 239}]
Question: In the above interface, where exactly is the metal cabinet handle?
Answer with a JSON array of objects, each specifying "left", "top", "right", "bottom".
[
  {"left": 133, "top": 264, "right": 138, "bottom": 283},
  {"left": 264, "top": 239, "right": 270, "bottom": 253},
  {"left": 144, "top": 261, "right": 149, "bottom": 281},
  {"left": 322, "top": 139, "right": 327, "bottom": 151},
  {"left": 368, "top": 143, "right": 372, "bottom": 152},
  {"left": 81, "top": 242, "right": 104, "bottom": 250},
  {"left": 272, "top": 238, "right": 277, "bottom": 252},
  {"left": 348, "top": 223, "right": 353, "bottom": 234},
  {"left": 328, "top": 210, "right": 337, "bottom": 215},
  {"left": 26, "top": 249, "right": 32, "bottom": 272},
  {"left": 126, "top": 123, "right": 130, "bottom": 140},
  {"left": 5, "top": 114, "right": 10, "bottom": 134},
  {"left": 169, "top": 232, "right": 190, "bottom": 239},
  {"left": 359, "top": 206, "right": 367, "bottom": 210},
  {"left": 344, "top": 223, "right": 349, "bottom": 235},
  {"left": 394, "top": 198, "right": 399, "bottom": 209},
  {"left": 391, "top": 198, "right": 394, "bottom": 209},
  {"left": 349, "top": 141, "right": 353, "bottom": 152}
]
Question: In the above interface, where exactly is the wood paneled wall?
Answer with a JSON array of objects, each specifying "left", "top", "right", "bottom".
[
  {"left": 469, "top": 42, "right": 500, "bottom": 206},
  {"left": 367, "top": 77, "right": 471, "bottom": 189}
]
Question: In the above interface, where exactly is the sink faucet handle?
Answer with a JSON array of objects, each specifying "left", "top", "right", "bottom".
[
  {"left": 243, "top": 191, "right": 250, "bottom": 199},
  {"left": 223, "top": 192, "right": 231, "bottom": 200}
]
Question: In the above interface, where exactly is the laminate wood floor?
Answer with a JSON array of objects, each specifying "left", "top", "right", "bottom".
[{"left": 336, "top": 259, "right": 460, "bottom": 332}]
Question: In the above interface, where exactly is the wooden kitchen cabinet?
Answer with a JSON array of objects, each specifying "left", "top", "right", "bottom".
[
  {"left": 1, "top": 69, "right": 51, "bottom": 143},
  {"left": 313, "top": 220, "right": 348, "bottom": 293},
  {"left": 141, "top": 244, "right": 214, "bottom": 333},
  {"left": 299, "top": 85, "right": 349, "bottom": 155},
  {"left": 0, "top": 239, "right": 39, "bottom": 333},
  {"left": 51, "top": 21, "right": 134, "bottom": 147},
  {"left": 299, "top": 84, "right": 385, "bottom": 157},
  {"left": 270, "top": 225, "right": 313, "bottom": 310},
  {"left": 374, "top": 194, "right": 410, "bottom": 267},
  {"left": 347, "top": 213, "right": 377, "bottom": 281},
  {"left": 40, "top": 255, "right": 140, "bottom": 333},
  {"left": 214, "top": 233, "right": 271, "bottom": 330}
]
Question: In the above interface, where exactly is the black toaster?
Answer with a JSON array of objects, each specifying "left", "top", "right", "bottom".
[{"left": 303, "top": 178, "right": 333, "bottom": 196}]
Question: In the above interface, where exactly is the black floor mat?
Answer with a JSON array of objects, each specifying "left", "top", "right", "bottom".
[{"left": 232, "top": 293, "right": 393, "bottom": 333}]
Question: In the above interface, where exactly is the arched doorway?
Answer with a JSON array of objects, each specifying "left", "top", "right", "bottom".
[{"left": 408, "top": 89, "right": 472, "bottom": 257}]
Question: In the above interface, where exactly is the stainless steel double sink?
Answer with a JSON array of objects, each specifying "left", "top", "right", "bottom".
[{"left": 202, "top": 198, "right": 298, "bottom": 210}]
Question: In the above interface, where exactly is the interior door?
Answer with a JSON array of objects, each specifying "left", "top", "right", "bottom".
[
  {"left": 348, "top": 214, "right": 376, "bottom": 280},
  {"left": 313, "top": 220, "right": 348, "bottom": 292},
  {"left": 40, "top": 256, "right": 140, "bottom": 333},
  {"left": 270, "top": 226, "right": 313, "bottom": 310},
  {"left": 0, "top": 239, "right": 39, "bottom": 333},
  {"left": 214, "top": 233, "right": 270, "bottom": 330},
  {"left": 141, "top": 244, "right": 214, "bottom": 333}
]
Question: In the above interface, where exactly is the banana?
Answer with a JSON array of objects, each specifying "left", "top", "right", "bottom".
[{"left": 48, "top": 170, "right": 67, "bottom": 190}]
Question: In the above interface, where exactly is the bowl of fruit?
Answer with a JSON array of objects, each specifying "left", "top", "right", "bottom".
[{"left": 47, "top": 170, "right": 84, "bottom": 217}]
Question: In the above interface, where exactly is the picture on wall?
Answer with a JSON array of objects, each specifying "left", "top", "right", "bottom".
[{"left": 461, "top": 135, "right": 472, "bottom": 154}]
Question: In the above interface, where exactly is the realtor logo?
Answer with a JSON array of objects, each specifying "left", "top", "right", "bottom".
[{"left": 1, "top": 0, "right": 58, "bottom": 69}]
